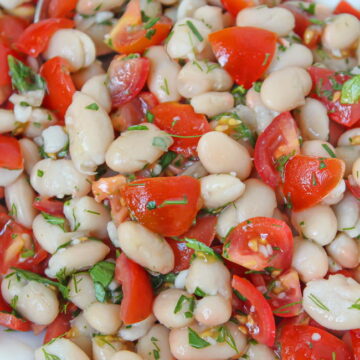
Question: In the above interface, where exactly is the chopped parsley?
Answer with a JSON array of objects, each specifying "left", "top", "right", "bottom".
[
  {"left": 340, "top": 75, "right": 360, "bottom": 105},
  {"left": 42, "top": 212, "right": 66, "bottom": 231},
  {"left": 308, "top": 293, "right": 330, "bottom": 311},
  {"left": 37, "top": 169, "right": 44, "bottom": 177},
  {"left": 85, "top": 103, "right": 99, "bottom": 111},
  {"left": 188, "top": 327, "right": 211, "bottom": 349},
  {"left": 321, "top": 143, "right": 336, "bottom": 158},
  {"left": 186, "top": 20, "right": 203, "bottom": 42}
]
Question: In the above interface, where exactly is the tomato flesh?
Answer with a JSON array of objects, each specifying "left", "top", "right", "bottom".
[
  {"left": 33, "top": 197, "right": 64, "bottom": 216},
  {"left": 334, "top": 1, "right": 360, "bottom": 19},
  {"left": 0, "top": 135, "right": 23, "bottom": 170},
  {"left": 0, "top": 15, "right": 27, "bottom": 46},
  {"left": 221, "top": 0, "right": 254, "bottom": 16},
  {"left": 48, "top": 0, "right": 78, "bottom": 18}
]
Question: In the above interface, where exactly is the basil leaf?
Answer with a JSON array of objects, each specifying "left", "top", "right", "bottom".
[
  {"left": 89, "top": 261, "right": 115, "bottom": 288},
  {"left": 183, "top": 237, "right": 221, "bottom": 260},
  {"left": 340, "top": 75, "right": 360, "bottom": 105},
  {"left": 158, "top": 151, "right": 177, "bottom": 172},
  {"left": 93, "top": 282, "right": 107, "bottom": 303},
  {"left": 188, "top": 327, "right": 211, "bottom": 349}
]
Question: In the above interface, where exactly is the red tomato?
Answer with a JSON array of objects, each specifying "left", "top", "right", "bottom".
[
  {"left": 167, "top": 215, "right": 217, "bottom": 272},
  {"left": 151, "top": 103, "right": 211, "bottom": 157},
  {"left": 221, "top": 0, "right": 254, "bottom": 16},
  {"left": 346, "top": 176, "right": 360, "bottom": 200},
  {"left": 232, "top": 275, "right": 276, "bottom": 347},
  {"left": 33, "top": 197, "right": 64, "bottom": 216},
  {"left": 115, "top": 253, "right": 154, "bottom": 324},
  {"left": 350, "top": 329, "right": 360, "bottom": 360},
  {"left": 121, "top": 176, "right": 201, "bottom": 237},
  {"left": 48, "top": 0, "right": 78, "bottom": 18},
  {"left": 0, "top": 43, "right": 19, "bottom": 104},
  {"left": 308, "top": 66, "right": 360, "bottom": 128},
  {"left": 109, "top": 0, "right": 172, "bottom": 54},
  {"left": 0, "top": 187, "right": 4, "bottom": 198},
  {"left": 0, "top": 15, "right": 27, "bottom": 46},
  {"left": 334, "top": 1, "right": 360, "bottom": 19},
  {"left": 254, "top": 112, "right": 300, "bottom": 188},
  {"left": 280, "top": 325, "right": 353, "bottom": 360},
  {"left": 282, "top": 155, "right": 345, "bottom": 211},
  {"left": 108, "top": 55, "right": 150, "bottom": 107},
  {"left": 0, "top": 135, "right": 23, "bottom": 170},
  {"left": 14, "top": 18, "right": 74, "bottom": 57},
  {"left": 40, "top": 57, "right": 76, "bottom": 120},
  {"left": 209, "top": 27, "right": 277, "bottom": 89}
]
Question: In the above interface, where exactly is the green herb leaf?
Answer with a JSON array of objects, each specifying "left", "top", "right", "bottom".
[
  {"left": 158, "top": 196, "right": 188, "bottom": 208},
  {"left": 127, "top": 125, "right": 149, "bottom": 131},
  {"left": 340, "top": 75, "right": 360, "bottom": 105},
  {"left": 174, "top": 294, "right": 195, "bottom": 317},
  {"left": 10, "top": 295, "right": 18, "bottom": 310},
  {"left": 144, "top": 17, "right": 160, "bottom": 29},
  {"left": 145, "top": 28, "right": 156, "bottom": 39},
  {"left": 321, "top": 143, "right": 336, "bottom": 158},
  {"left": 233, "top": 289, "right": 247, "bottom": 302},
  {"left": 348, "top": 298, "right": 360, "bottom": 310},
  {"left": 20, "top": 248, "right": 35, "bottom": 259},
  {"left": 188, "top": 327, "right": 211, "bottom": 349},
  {"left": 158, "top": 151, "right": 177, "bottom": 172},
  {"left": 42, "top": 348, "right": 61, "bottom": 360},
  {"left": 253, "top": 81, "right": 262, "bottom": 92},
  {"left": 85, "top": 103, "right": 99, "bottom": 111},
  {"left": 308, "top": 293, "right": 330, "bottom": 311},
  {"left": 183, "top": 237, "right": 221, "bottom": 260},
  {"left": 273, "top": 301, "right": 302, "bottom": 314},
  {"left": 299, "top": 2, "right": 316, "bottom": 15},
  {"left": 216, "top": 325, "right": 239, "bottom": 353},
  {"left": 186, "top": 20, "right": 203, "bottom": 41},
  {"left": 37, "top": 169, "right": 44, "bottom": 177},
  {"left": 89, "top": 261, "right": 115, "bottom": 288},
  {"left": 146, "top": 111, "right": 155, "bottom": 123},
  {"left": 152, "top": 136, "right": 170, "bottom": 150},
  {"left": 194, "top": 287, "right": 207, "bottom": 297},
  {"left": 41, "top": 212, "right": 66, "bottom": 231}
]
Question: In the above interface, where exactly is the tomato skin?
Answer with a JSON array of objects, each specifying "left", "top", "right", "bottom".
[
  {"left": 0, "top": 135, "right": 24, "bottom": 170},
  {"left": 282, "top": 155, "right": 345, "bottom": 211},
  {"left": 0, "top": 15, "right": 27, "bottom": 46},
  {"left": 151, "top": 103, "right": 211, "bottom": 157},
  {"left": 254, "top": 112, "right": 300, "bottom": 188},
  {"left": 350, "top": 329, "right": 360, "bottom": 360},
  {"left": 40, "top": 57, "right": 76, "bottom": 120},
  {"left": 122, "top": 176, "right": 201, "bottom": 237},
  {"left": 48, "top": 0, "right": 78, "bottom": 18},
  {"left": 209, "top": 27, "right": 277, "bottom": 89},
  {"left": 346, "top": 176, "right": 360, "bottom": 200},
  {"left": 167, "top": 215, "right": 217, "bottom": 272},
  {"left": 33, "top": 197, "right": 64, "bottom": 216},
  {"left": 334, "top": 1, "right": 360, "bottom": 19},
  {"left": 115, "top": 253, "right": 154, "bottom": 325},
  {"left": 14, "top": 18, "right": 74, "bottom": 57},
  {"left": 221, "top": 0, "right": 254, "bottom": 16}
]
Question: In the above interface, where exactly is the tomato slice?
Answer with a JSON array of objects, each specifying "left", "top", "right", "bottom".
[
  {"left": 209, "top": 27, "right": 277, "bottom": 89},
  {"left": 108, "top": 55, "right": 150, "bottom": 107},
  {"left": 308, "top": 66, "right": 360, "bottom": 128},
  {"left": 0, "top": 135, "right": 23, "bottom": 170},
  {"left": 33, "top": 197, "right": 64, "bottom": 216},
  {"left": 254, "top": 112, "right": 300, "bottom": 188},
  {"left": 121, "top": 176, "right": 201, "bottom": 237},
  {"left": 167, "top": 215, "right": 217, "bottom": 272},
  {"left": 334, "top": 1, "right": 360, "bottom": 19},
  {"left": 232, "top": 275, "right": 276, "bottom": 347},
  {"left": 280, "top": 325, "right": 353, "bottom": 360},
  {"left": 221, "top": 0, "right": 255, "bottom": 16},
  {"left": 48, "top": 0, "right": 78, "bottom": 18},
  {"left": 115, "top": 253, "right": 154, "bottom": 325},
  {"left": 40, "top": 57, "right": 76, "bottom": 120},
  {"left": 14, "top": 18, "right": 74, "bottom": 57},
  {"left": 151, "top": 103, "right": 211, "bottom": 157},
  {"left": 0, "top": 15, "right": 27, "bottom": 46},
  {"left": 282, "top": 155, "right": 345, "bottom": 211},
  {"left": 350, "top": 329, "right": 360, "bottom": 360}
]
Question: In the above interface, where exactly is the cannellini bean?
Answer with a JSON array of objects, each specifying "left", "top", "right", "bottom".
[
  {"left": 159, "top": 0, "right": 178, "bottom": 5},
  {"left": 326, "top": 233, "right": 359, "bottom": 269},
  {"left": 111, "top": 351, "right": 143, "bottom": 360},
  {"left": 260, "top": 66, "right": 312, "bottom": 112},
  {"left": 117, "top": 221, "right": 174, "bottom": 274},
  {"left": 291, "top": 205, "right": 337, "bottom": 246},
  {"left": 338, "top": 128, "right": 360, "bottom": 146},
  {"left": 303, "top": 275, "right": 360, "bottom": 330},
  {"left": 186, "top": 258, "right": 231, "bottom": 299},
  {"left": 30, "top": 159, "right": 93, "bottom": 198},
  {"left": 321, "top": 179, "right": 345, "bottom": 205},
  {"left": 5, "top": 174, "right": 37, "bottom": 228},
  {"left": 169, "top": 322, "right": 247, "bottom": 360},
  {"left": 66, "top": 91, "right": 114, "bottom": 174},
  {"left": 83, "top": 22, "right": 114, "bottom": 57},
  {"left": 44, "top": 29, "right": 96, "bottom": 72},
  {"left": 292, "top": 237, "right": 329, "bottom": 282},
  {"left": 153, "top": 289, "right": 194, "bottom": 328},
  {"left": 0, "top": 335, "right": 34, "bottom": 360},
  {"left": 141, "top": 0, "right": 162, "bottom": 18},
  {"left": 137, "top": 324, "right": 174, "bottom": 360},
  {"left": 42, "top": 125, "right": 68, "bottom": 154},
  {"left": 336, "top": 146, "right": 360, "bottom": 177},
  {"left": 191, "top": 92, "right": 234, "bottom": 117},
  {"left": 236, "top": 6, "right": 295, "bottom": 36},
  {"left": 35, "top": 338, "right": 90, "bottom": 360},
  {"left": 0, "top": 109, "right": 16, "bottom": 133},
  {"left": 193, "top": 5, "right": 224, "bottom": 31},
  {"left": 1, "top": 273, "right": 27, "bottom": 303},
  {"left": 177, "top": 0, "right": 206, "bottom": 19},
  {"left": 72, "top": 60, "right": 105, "bottom": 89},
  {"left": 68, "top": 272, "right": 97, "bottom": 310},
  {"left": 145, "top": 46, "right": 181, "bottom": 102},
  {"left": 72, "top": 336, "right": 92, "bottom": 359},
  {"left": 105, "top": 123, "right": 173, "bottom": 174},
  {"left": 119, "top": 314, "right": 156, "bottom": 341},
  {"left": 19, "top": 139, "right": 40, "bottom": 175},
  {"left": 217, "top": 178, "right": 277, "bottom": 238},
  {"left": 76, "top": 0, "right": 125, "bottom": 14},
  {"left": 353, "top": 157, "right": 360, "bottom": 185},
  {"left": 333, "top": 192, "right": 359, "bottom": 231},
  {"left": 244, "top": 343, "right": 276, "bottom": 360},
  {"left": 81, "top": 74, "right": 111, "bottom": 113},
  {"left": 0, "top": 0, "right": 26, "bottom": 10},
  {"left": 71, "top": 312, "right": 95, "bottom": 337},
  {"left": 23, "top": 108, "right": 57, "bottom": 138},
  {"left": 200, "top": 174, "right": 245, "bottom": 209},
  {"left": 301, "top": 140, "right": 336, "bottom": 158},
  {"left": 322, "top": 14, "right": 360, "bottom": 51},
  {"left": 84, "top": 303, "right": 122, "bottom": 335},
  {"left": 344, "top": 218, "right": 360, "bottom": 239},
  {"left": 194, "top": 295, "right": 232, "bottom": 326},
  {"left": 46, "top": 240, "right": 110, "bottom": 278},
  {"left": 197, "top": 132, "right": 252, "bottom": 180},
  {"left": 295, "top": 98, "right": 329, "bottom": 141},
  {"left": 64, "top": 196, "right": 111, "bottom": 238},
  {"left": 174, "top": 270, "right": 189, "bottom": 289},
  {"left": 164, "top": 6, "right": 178, "bottom": 22}
]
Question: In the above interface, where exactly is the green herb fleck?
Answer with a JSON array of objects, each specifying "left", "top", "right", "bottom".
[
  {"left": 85, "top": 103, "right": 99, "bottom": 111},
  {"left": 186, "top": 20, "right": 203, "bottom": 42},
  {"left": 188, "top": 327, "right": 211, "bottom": 349},
  {"left": 321, "top": 143, "right": 336, "bottom": 158}
]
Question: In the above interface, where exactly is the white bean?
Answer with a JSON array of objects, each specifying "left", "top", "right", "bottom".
[
  {"left": 177, "top": 0, "right": 206, "bottom": 20},
  {"left": 0, "top": 109, "right": 16, "bottom": 133},
  {"left": 321, "top": 179, "right": 345, "bottom": 205},
  {"left": 66, "top": 91, "right": 114, "bottom": 174},
  {"left": 72, "top": 60, "right": 105, "bottom": 89},
  {"left": 76, "top": 0, "right": 125, "bottom": 14},
  {"left": 193, "top": 5, "right": 224, "bottom": 31},
  {"left": 118, "top": 314, "right": 156, "bottom": 341},
  {"left": 117, "top": 221, "right": 174, "bottom": 274},
  {"left": 352, "top": 157, "right": 360, "bottom": 185},
  {"left": 71, "top": 312, "right": 95, "bottom": 337},
  {"left": 337, "top": 145, "right": 360, "bottom": 177},
  {"left": 333, "top": 192, "right": 359, "bottom": 232},
  {"left": 303, "top": 274, "right": 360, "bottom": 330},
  {"left": 338, "top": 128, "right": 360, "bottom": 146},
  {"left": 140, "top": 0, "right": 162, "bottom": 18},
  {"left": 5, "top": 174, "right": 37, "bottom": 228},
  {"left": 145, "top": 46, "right": 181, "bottom": 102},
  {"left": 291, "top": 237, "right": 329, "bottom": 282},
  {"left": 111, "top": 351, "right": 143, "bottom": 360},
  {"left": 105, "top": 123, "right": 173, "bottom": 174},
  {"left": 23, "top": 108, "right": 57, "bottom": 138},
  {"left": 159, "top": 0, "right": 178, "bottom": 5},
  {"left": 68, "top": 272, "right": 97, "bottom": 310},
  {"left": 30, "top": 159, "right": 93, "bottom": 198},
  {"left": 326, "top": 233, "right": 359, "bottom": 269},
  {"left": 301, "top": 140, "right": 336, "bottom": 158},
  {"left": 244, "top": 343, "right": 276, "bottom": 360},
  {"left": 197, "top": 132, "right": 252, "bottom": 180},
  {"left": 19, "top": 139, "right": 40, "bottom": 174},
  {"left": 194, "top": 295, "right": 232, "bottom": 326},
  {"left": 291, "top": 204, "right": 337, "bottom": 246},
  {"left": 46, "top": 240, "right": 110, "bottom": 278},
  {"left": 83, "top": 22, "right": 114, "bottom": 57},
  {"left": 191, "top": 92, "right": 234, "bottom": 117},
  {"left": 42, "top": 125, "right": 68, "bottom": 154},
  {"left": 260, "top": 66, "right": 312, "bottom": 112}
]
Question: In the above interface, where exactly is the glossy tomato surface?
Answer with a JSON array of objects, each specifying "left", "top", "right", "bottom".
[{"left": 0, "top": 135, "right": 23, "bottom": 170}]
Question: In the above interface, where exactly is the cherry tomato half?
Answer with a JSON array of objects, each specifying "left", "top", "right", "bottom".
[{"left": 0, "top": 135, "right": 23, "bottom": 170}]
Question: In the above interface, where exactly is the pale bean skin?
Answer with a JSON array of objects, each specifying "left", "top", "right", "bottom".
[
  {"left": 326, "top": 233, "right": 360, "bottom": 269},
  {"left": 176, "top": 0, "right": 206, "bottom": 20},
  {"left": 76, "top": 0, "right": 125, "bottom": 14},
  {"left": 153, "top": 289, "right": 194, "bottom": 328},
  {"left": 244, "top": 343, "right": 276, "bottom": 360},
  {"left": 72, "top": 60, "right": 105, "bottom": 89},
  {"left": 193, "top": 5, "right": 224, "bottom": 31},
  {"left": 295, "top": 98, "right": 329, "bottom": 141},
  {"left": 197, "top": 132, "right": 252, "bottom": 180},
  {"left": 322, "top": 14, "right": 360, "bottom": 51},
  {"left": 292, "top": 237, "right": 329, "bottom": 283},
  {"left": 352, "top": 157, "right": 360, "bottom": 185},
  {"left": 137, "top": 324, "right": 175, "bottom": 360},
  {"left": 169, "top": 322, "right": 247, "bottom": 360},
  {"left": 141, "top": 0, "right": 162, "bottom": 18},
  {"left": 191, "top": 92, "right": 235, "bottom": 117},
  {"left": 5, "top": 174, "right": 37, "bottom": 228},
  {"left": 68, "top": 272, "right": 97, "bottom": 310},
  {"left": 46, "top": 240, "right": 110, "bottom": 278},
  {"left": 83, "top": 22, "right": 114, "bottom": 57},
  {"left": 194, "top": 295, "right": 232, "bottom": 326},
  {"left": 66, "top": 91, "right": 114, "bottom": 174},
  {"left": 336, "top": 146, "right": 360, "bottom": 177},
  {"left": 1, "top": 273, "right": 27, "bottom": 304},
  {"left": 200, "top": 174, "right": 245, "bottom": 209},
  {"left": 118, "top": 314, "right": 156, "bottom": 341},
  {"left": 19, "top": 139, "right": 40, "bottom": 175},
  {"left": 292, "top": 205, "right": 337, "bottom": 246},
  {"left": 106, "top": 123, "right": 173, "bottom": 174},
  {"left": 260, "top": 66, "right": 312, "bottom": 112},
  {"left": 338, "top": 128, "right": 360, "bottom": 146},
  {"left": 0, "top": 109, "right": 16, "bottom": 133},
  {"left": 42, "top": 125, "right": 68, "bottom": 154},
  {"left": 301, "top": 140, "right": 336, "bottom": 158},
  {"left": 23, "top": 108, "right": 57, "bottom": 138},
  {"left": 333, "top": 192, "right": 359, "bottom": 232},
  {"left": 117, "top": 221, "right": 175, "bottom": 274},
  {"left": 236, "top": 6, "right": 295, "bottom": 36},
  {"left": 321, "top": 179, "right": 345, "bottom": 206},
  {"left": 145, "top": 46, "right": 181, "bottom": 102},
  {"left": 303, "top": 275, "right": 360, "bottom": 330},
  {"left": 111, "top": 351, "right": 143, "bottom": 360}
]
